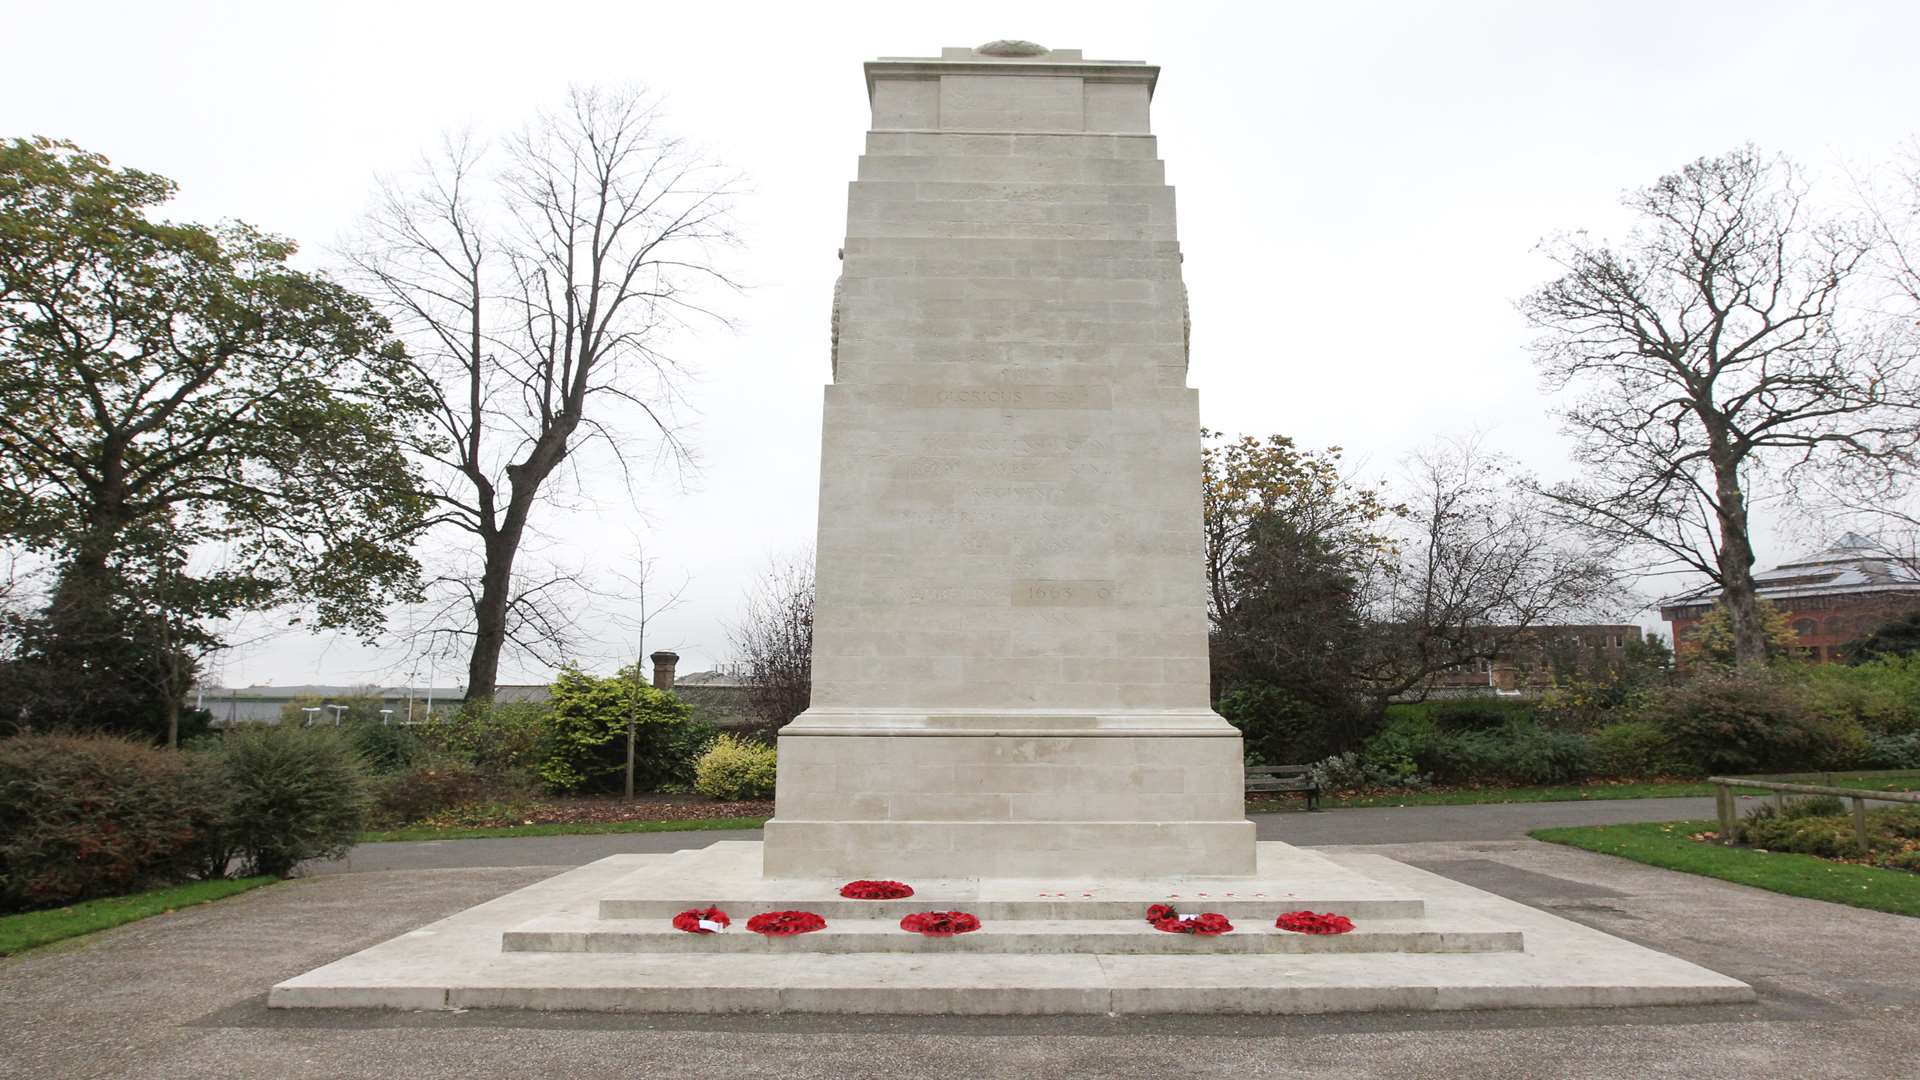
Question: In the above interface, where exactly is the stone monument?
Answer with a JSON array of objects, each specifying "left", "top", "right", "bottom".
[
  {"left": 269, "top": 46, "right": 1754, "bottom": 1015},
  {"left": 765, "top": 42, "right": 1253, "bottom": 879}
]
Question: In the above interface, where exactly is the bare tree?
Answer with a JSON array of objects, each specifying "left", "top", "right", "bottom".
[
  {"left": 1521, "top": 146, "right": 1920, "bottom": 665},
  {"left": 348, "top": 87, "right": 741, "bottom": 700},
  {"left": 729, "top": 550, "right": 813, "bottom": 734},
  {"left": 1352, "top": 438, "right": 1624, "bottom": 704},
  {"left": 607, "top": 540, "right": 688, "bottom": 799}
]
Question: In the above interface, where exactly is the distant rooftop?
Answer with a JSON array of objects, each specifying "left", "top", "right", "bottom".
[
  {"left": 195, "top": 684, "right": 466, "bottom": 700},
  {"left": 1661, "top": 533, "right": 1920, "bottom": 610}
]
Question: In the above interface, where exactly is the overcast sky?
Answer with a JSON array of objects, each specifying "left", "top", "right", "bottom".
[{"left": 5, "top": 1, "right": 1915, "bottom": 689}]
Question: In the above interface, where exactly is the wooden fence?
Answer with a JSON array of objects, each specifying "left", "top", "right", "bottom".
[{"left": 1708, "top": 776, "right": 1920, "bottom": 849}]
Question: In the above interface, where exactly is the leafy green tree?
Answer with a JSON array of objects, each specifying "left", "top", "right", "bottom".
[
  {"left": 538, "top": 664, "right": 710, "bottom": 794},
  {"left": 0, "top": 138, "right": 433, "bottom": 743},
  {"left": 1680, "top": 599, "right": 1798, "bottom": 666},
  {"left": 1847, "top": 611, "right": 1920, "bottom": 663}
]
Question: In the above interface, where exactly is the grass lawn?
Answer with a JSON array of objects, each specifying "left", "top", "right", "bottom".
[
  {"left": 1531, "top": 819, "right": 1920, "bottom": 918},
  {"left": 359, "top": 815, "right": 770, "bottom": 843},
  {"left": 0, "top": 876, "right": 277, "bottom": 957}
]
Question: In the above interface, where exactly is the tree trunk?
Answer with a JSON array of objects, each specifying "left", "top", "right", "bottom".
[
  {"left": 1709, "top": 449, "right": 1770, "bottom": 665},
  {"left": 465, "top": 530, "right": 521, "bottom": 702}
]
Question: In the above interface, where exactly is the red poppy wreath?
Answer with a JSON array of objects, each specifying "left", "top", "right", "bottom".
[
  {"left": 1145, "top": 903, "right": 1233, "bottom": 935},
  {"left": 670, "top": 906, "right": 731, "bottom": 934},
  {"left": 899, "top": 910, "right": 981, "bottom": 936},
  {"left": 1275, "top": 910, "right": 1355, "bottom": 935},
  {"left": 839, "top": 879, "right": 914, "bottom": 900},
  {"left": 746, "top": 910, "right": 827, "bottom": 936}
]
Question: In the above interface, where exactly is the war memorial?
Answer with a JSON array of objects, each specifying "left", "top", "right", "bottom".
[{"left": 271, "top": 43, "right": 1753, "bottom": 1015}]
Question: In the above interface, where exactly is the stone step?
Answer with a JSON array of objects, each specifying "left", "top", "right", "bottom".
[
  {"left": 271, "top": 950, "right": 1753, "bottom": 1015},
  {"left": 503, "top": 914, "right": 1520, "bottom": 956},
  {"left": 598, "top": 894, "right": 1425, "bottom": 921}
]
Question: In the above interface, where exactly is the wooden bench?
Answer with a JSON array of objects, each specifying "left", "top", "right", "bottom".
[{"left": 1245, "top": 765, "right": 1320, "bottom": 811}]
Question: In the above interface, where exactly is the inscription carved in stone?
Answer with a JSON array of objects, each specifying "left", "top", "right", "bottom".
[{"left": 1011, "top": 579, "right": 1119, "bottom": 606}]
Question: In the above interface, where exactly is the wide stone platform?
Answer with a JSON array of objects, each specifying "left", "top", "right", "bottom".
[{"left": 269, "top": 841, "right": 1753, "bottom": 1014}]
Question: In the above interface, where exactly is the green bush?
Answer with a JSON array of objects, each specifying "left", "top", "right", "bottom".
[
  {"left": 693, "top": 734, "right": 778, "bottom": 800},
  {"left": 0, "top": 733, "right": 225, "bottom": 912},
  {"left": 1736, "top": 801, "right": 1920, "bottom": 867},
  {"left": 1865, "top": 732, "right": 1920, "bottom": 769},
  {"left": 1307, "top": 750, "right": 1430, "bottom": 792},
  {"left": 1780, "top": 794, "right": 1848, "bottom": 819},
  {"left": 1362, "top": 715, "right": 1592, "bottom": 786},
  {"left": 371, "top": 758, "right": 533, "bottom": 827},
  {"left": 346, "top": 721, "right": 422, "bottom": 774},
  {"left": 1391, "top": 697, "right": 1540, "bottom": 733},
  {"left": 1217, "top": 684, "right": 1325, "bottom": 765},
  {"left": 1639, "top": 670, "right": 1837, "bottom": 775},
  {"left": 1739, "top": 810, "right": 1865, "bottom": 858},
  {"left": 1799, "top": 656, "right": 1920, "bottom": 736},
  {"left": 538, "top": 665, "right": 713, "bottom": 794},
  {"left": 211, "top": 725, "right": 370, "bottom": 877},
  {"left": 421, "top": 700, "right": 550, "bottom": 774},
  {"left": 1588, "top": 720, "right": 1691, "bottom": 778}
]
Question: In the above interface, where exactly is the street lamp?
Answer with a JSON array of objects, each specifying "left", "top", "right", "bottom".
[
  {"left": 299, "top": 707, "right": 321, "bottom": 727},
  {"left": 326, "top": 704, "right": 348, "bottom": 726}
]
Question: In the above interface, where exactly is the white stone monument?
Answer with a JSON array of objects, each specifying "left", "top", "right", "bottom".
[
  {"left": 269, "top": 46, "right": 1754, "bottom": 1014},
  {"left": 765, "top": 41, "right": 1254, "bottom": 879}
]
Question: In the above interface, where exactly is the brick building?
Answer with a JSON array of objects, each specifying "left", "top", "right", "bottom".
[
  {"left": 1428, "top": 624, "right": 1644, "bottom": 691},
  {"left": 1660, "top": 534, "right": 1920, "bottom": 663}
]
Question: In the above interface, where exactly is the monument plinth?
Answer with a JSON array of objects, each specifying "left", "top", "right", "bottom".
[{"left": 763, "top": 44, "right": 1254, "bottom": 878}]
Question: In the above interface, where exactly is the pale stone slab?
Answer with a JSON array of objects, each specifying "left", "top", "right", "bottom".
[
  {"left": 503, "top": 915, "right": 1523, "bottom": 956},
  {"left": 269, "top": 843, "right": 1753, "bottom": 1014}
]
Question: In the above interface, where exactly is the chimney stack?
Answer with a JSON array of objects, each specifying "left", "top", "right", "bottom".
[{"left": 649, "top": 651, "right": 680, "bottom": 691}]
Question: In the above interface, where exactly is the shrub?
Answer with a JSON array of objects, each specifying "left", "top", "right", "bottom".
[
  {"left": 1736, "top": 802, "right": 1920, "bottom": 867},
  {"left": 1805, "top": 715, "right": 1872, "bottom": 770},
  {"left": 1739, "top": 810, "right": 1864, "bottom": 858},
  {"left": 1780, "top": 794, "right": 1847, "bottom": 819},
  {"left": 1799, "top": 656, "right": 1920, "bottom": 736},
  {"left": 538, "top": 665, "right": 714, "bottom": 794},
  {"left": 1413, "top": 698, "right": 1539, "bottom": 733},
  {"left": 421, "top": 700, "right": 550, "bottom": 774},
  {"left": 211, "top": 725, "right": 370, "bottom": 877},
  {"left": 1362, "top": 715, "right": 1592, "bottom": 786},
  {"left": 371, "top": 758, "right": 533, "bottom": 827},
  {"left": 1217, "top": 684, "right": 1325, "bottom": 764},
  {"left": 1307, "top": 751, "right": 1430, "bottom": 792},
  {"left": 346, "top": 721, "right": 422, "bottom": 774},
  {"left": 1588, "top": 720, "right": 1691, "bottom": 778},
  {"left": 693, "top": 734, "right": 778, "bottom": 800},
  {"left": 1864, "top": 732, "right": 1920, "bottom": 769},
  {"left": 1639, "top": 670, "right": 1833, "bottom": 775},
  {"left": 0, "top": 733, "right": 225, "bottom": 912}
]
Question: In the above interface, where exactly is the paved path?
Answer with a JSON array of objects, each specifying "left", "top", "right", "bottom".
[
  {"left": 315, "top": 796, "right": 1730, "bottom": 874},
  {"left": 7, "top": 831, "right": 1916, "bottom": 1079}
]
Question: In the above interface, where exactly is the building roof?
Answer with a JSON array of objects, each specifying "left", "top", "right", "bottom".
[
  {"left": 676, "top": 669, "right": 749, "bottom": 688},
  {"left": 1661, "top": 533, "right": 1920, "bottom": 611},
  {"left": 193, "top": 684, "right": 468, "bottom": 700}
]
